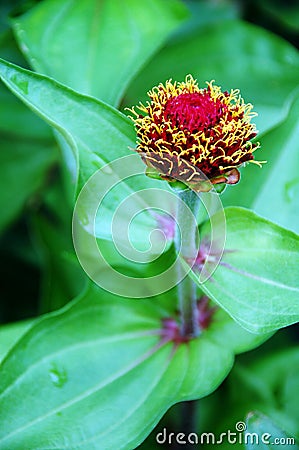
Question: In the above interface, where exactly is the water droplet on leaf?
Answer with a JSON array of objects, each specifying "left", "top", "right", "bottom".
[{"left": 49, "top": 363, "right": 67, "bottom": 388}]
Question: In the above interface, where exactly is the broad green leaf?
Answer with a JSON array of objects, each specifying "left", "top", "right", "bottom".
[
  {"left": 0, "top": 57, "right": 135, "bottom": 186},
  {"left": 13, "top": 0, "right": 188, "bottom": 106},
  {"left": 0, "top": 284, "right": 268, "bottom": 449},
  {"left": 223, "top": 90, "right": 299, "bottom": 234},
  {"left": 0, "top": 58, "right": 131, "bottom": 190},
  {"left": 0, "top": 56, "right": 175, "bottom": 253},
  {"left": 124, "top": 20, "right": 299, "bottom": 135},
  {"left": 190, "top": 207, "right": 299, "bottom": 333},
  {"left": 246, "top": 411, "right": 298, "bottom": 450}
]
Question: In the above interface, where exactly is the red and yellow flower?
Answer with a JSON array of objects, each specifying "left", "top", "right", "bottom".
[{"left": 129, "top": 75, "right": 262, "bottom": 191}]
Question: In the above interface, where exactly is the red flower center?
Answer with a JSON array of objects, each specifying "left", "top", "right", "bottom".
[{"left": 164, "top": 92, "right": 226, "bottom": 133}]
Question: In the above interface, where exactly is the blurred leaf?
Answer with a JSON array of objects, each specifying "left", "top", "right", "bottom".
[
  {"left": 246, "top": 411, "right": 298, "bottom": 450},
  {"left": 0, "top": 0, "right": 21, "bottom": 34},
  {"left": 13, "top": 0, "right": 188, "bottom": 106},
  {"left": 223, "top": 90, "right": 299, "bottom": 234},
  {"left": 258, "top": 0, "right": 299, "bottom": 33},
  {"left": 171, "top": 0, "right": 240, "bottom": 42},
  {"left": 124, "top": 20, "right": 299, "bottom": 134},
  {"left": 35, "top": 215, "right": 86, "bottom": 312},
  {"left": 0, "top": 136, "right": 56, "bottom": 234},
  {"left": 0, "top": 86, "right": 52, "bottom": 140},
  {"left": 0, "top": 0, "right": 43, "bottom": 34},
  {"left": 190, "top": 207, "right": 299, "bottom": 333},
  {"left": 0, "top": 29, "right": 27, "bottom": 67},
  {"left": 0, "top": 284, "right": 268, "bottom": 449},
  {"left": 32, "top": 173, "right": 87, "bottom": 313}
]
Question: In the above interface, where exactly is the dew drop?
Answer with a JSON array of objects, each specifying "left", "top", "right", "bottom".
[{"left": 49, "top": 363, "right": 68, "bottom": 388}]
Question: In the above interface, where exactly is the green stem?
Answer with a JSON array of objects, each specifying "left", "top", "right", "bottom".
[
  {"left": 175, "top": 189, "right": 201, "bottom": 338},
  {"left": 181, "top": 400, "right": 198, "bottom": 448}
]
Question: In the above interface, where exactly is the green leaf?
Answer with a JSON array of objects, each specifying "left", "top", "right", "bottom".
[
  {"left": 246, "top": 411, "right": 298, "bottom": 450},
  {"left": 190, "top": 207, "right": 299, "bottom": 333},
  {"left": 124, "top": 20, "right": 299, "bottom": 135},
  {"left": 0, "top": 285, "right": 268, "bottom": 449},
  {"left": 223, "top": 90, "right": 299, "bottom": 234},
  {"left": 0, "top": 57, "right": 135, "bottom": 184},
  {"left": 0, "top": 58, "right": 179, "bottom": 254},
  {"left": 13, "top": 0, "right": 188, "bottom": 106},
  {"left": 247, "top": 91, "right": 299, "bottom": 234}
]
